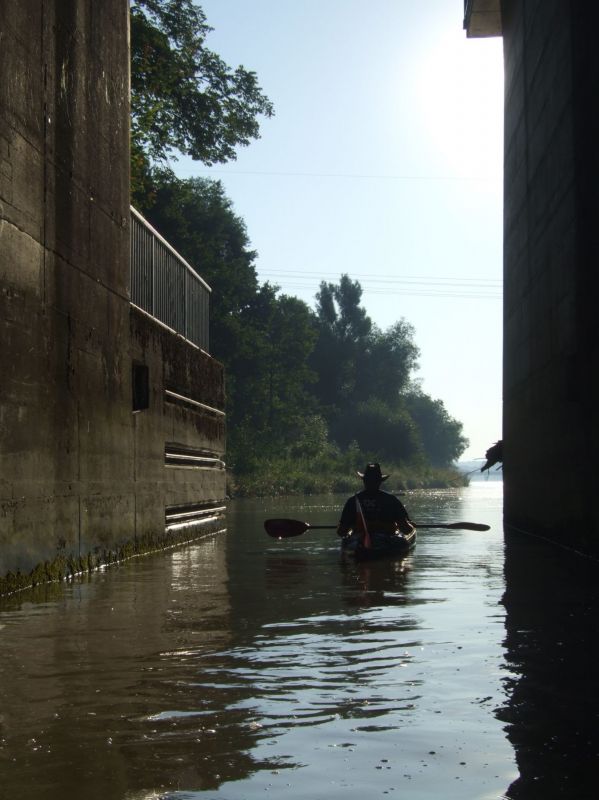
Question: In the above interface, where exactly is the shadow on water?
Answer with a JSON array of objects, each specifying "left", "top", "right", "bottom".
[{"left": 498, "top": 530, "right": 599, "bottom": 799}]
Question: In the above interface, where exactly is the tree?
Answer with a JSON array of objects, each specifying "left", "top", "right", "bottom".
[
  {"left": 315, "top": 275, "right": 372, "bottom": 344},
  {"left": 130, "top": 0, "right": 274, "bottom": 199},
  {"left": 309, "top": 275, "right": 467, "bottom": 468},
  {"left": 222, "top": 288, "right": 320, "bottom": 472},
  {"left": 330, "top": 398, "right": 423, "bottom": 465},
  {"left": 311, "top": 275, "right": 419, "bottom": 412},
  {"left": 311, "top": 275, "right": 373, "bottom": 407},
  {"left": 404, "top": 388, "right": 468, "bottom": 466},
  {"left": 354, "top": 320, "right": 420, "bottom": 405}
]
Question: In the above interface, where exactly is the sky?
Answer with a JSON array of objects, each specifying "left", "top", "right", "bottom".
[{"left": 176, "top": 0, "right": 504, "bottom": 462}]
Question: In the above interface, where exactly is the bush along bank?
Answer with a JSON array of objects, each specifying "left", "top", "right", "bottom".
[{"left": 226, "top": 459, "right": 467, "bottom": 498}]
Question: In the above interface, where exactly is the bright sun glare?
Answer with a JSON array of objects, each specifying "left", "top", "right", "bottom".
[{"left": 417, "top": 32, "right": 504, "bottom": 179}]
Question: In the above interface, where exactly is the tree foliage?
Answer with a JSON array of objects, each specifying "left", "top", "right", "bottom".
[
  {"left": 310, "top": 275, "right": 466, "bottom": 467},
  {"left": 311, "top": 276, "right": 373, "bottom": 406},
  {"left": 355, "top": 321, "right": 419, "bottom": 405},
  {"left": 404, "top": 388, "right": 469, "bottom": 467},
  {"left": 130, "top": 0, "right": 274, "bottom": 200},
  {"left": 311, "top": 274, "right": 419, "bottom": 408}
]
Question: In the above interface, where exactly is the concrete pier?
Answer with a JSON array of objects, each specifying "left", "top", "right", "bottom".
[
  {"left": 0, "top": 1, "right": 226, "bottom": 593},
  {"left": 466, "top": 0, "right": 599, "bottom": 557}
]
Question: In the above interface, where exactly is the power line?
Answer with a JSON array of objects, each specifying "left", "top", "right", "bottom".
[
  {"left": 272, "top": 286, "right": 502, "bottom": 300},
  {"left": 270, "top": 282, "right": 501, "bottom": 301},
  {"left": 257, "top": 269, "right": 502, "bottom": 300},
  {"left": 260, "top": 273, "right": 502, "bottom": 290},
  {"left": 259, "top": 268, "right": 502, "bottom": 285},
  {"left": 195, "top": 168, "right": 501, "bottom": 183}
]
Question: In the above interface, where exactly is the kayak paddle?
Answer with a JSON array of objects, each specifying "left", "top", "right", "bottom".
[{"left": 264, "top": 518, "right": 490, "bottom": 538}]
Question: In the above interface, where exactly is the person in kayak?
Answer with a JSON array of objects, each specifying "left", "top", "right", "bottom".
[{"left": 337, "top": 463, "right": 414, "bottom": 543}]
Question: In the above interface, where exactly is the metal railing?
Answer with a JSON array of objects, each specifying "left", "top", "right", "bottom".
[{"left": 130, "top": 207, "right": 211, "bottom": 352}]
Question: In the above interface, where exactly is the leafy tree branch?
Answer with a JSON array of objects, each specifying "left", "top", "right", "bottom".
[{"left": 130, "top": 0, "right": 274, "bottom": 200}]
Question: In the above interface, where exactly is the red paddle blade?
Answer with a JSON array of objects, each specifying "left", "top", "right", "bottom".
[{"left": 264, "top": 518, "right": 310, "bottom": 538}]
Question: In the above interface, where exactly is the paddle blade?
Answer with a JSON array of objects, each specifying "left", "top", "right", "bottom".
[
  {"left": 264, "top": 518, "right": 310, "bottom": 538},
  {"left": 415, "top": 521, "right": 491, "bottom": 531},
  {"left": 446, "top": 521, "right": 491, "bottom": 531}
]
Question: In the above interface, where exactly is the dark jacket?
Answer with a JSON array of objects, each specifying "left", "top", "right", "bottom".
[{"left": 338, "top": 489, "right": 412, "bottom": 536}]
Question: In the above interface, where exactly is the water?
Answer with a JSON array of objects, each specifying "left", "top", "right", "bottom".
[{"left": 0, "top": 482, "right": 597, "bottom": 799}]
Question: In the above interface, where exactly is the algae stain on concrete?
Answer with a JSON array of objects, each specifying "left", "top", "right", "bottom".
[{"left": 0, "top": 525, "right": 223, "bottom": 597}]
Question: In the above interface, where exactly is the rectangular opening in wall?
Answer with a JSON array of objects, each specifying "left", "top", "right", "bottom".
[{"left": 132, "top": 363, "right": 149, "bottom": 412}]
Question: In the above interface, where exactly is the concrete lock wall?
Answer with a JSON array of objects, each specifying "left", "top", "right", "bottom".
[
  {"left": 130, "top": 308, "right": 226, "bottom": 540},
  {"left": 0, "top": 0, "right": 226, "bottom": 594},
  {"left": 502, "top": 0, "right": 599, "bottom": 556}
]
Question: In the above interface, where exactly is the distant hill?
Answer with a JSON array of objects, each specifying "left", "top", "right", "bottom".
[{"left": 457, "top": 459, "right": 503, "bottom": 482}]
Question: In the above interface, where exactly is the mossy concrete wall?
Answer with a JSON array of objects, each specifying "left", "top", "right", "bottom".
[
  {"left": 0, "top": 0, "right": 226, "bottom": 594},
  {"left": 502, "top": 0, "right": 599, "bottom": 556}
]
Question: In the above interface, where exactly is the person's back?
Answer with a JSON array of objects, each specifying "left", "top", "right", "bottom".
[{"left": 337, "top": 463, "right": 413, "bottom": 539}]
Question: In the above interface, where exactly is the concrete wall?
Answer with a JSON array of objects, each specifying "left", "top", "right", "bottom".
[
  {"left": 502, "top": 0, "right": 599, "bottom": 555},
  {"left": 131, "top": 308, "right": 226, "bottom": 543},
  {"left": 0, "top": 0, "right": 226, "bottom": 593}
]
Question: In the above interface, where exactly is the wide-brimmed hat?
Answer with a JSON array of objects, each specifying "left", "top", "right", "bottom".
[{"left": 357, "top": 463, "right": 389, "bottom": 481}]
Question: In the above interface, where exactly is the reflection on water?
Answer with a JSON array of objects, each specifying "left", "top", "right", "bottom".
[
  {"left": 500, "top": 530, "right": 599, "bottom": 799},
  {"left": 9, "top": 482, "right": 597, "bottom": 799}
]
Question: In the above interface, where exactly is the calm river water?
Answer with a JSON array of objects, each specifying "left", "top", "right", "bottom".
[{"left": 1, "top": 481, "right": 599, "bottom": 800}]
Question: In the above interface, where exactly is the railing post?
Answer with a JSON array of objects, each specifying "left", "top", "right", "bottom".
[
  {"left": 184, "top": 268, "right": 188, "bottom": 342},
  {"left": 151, "top": 230, "right": 155, "bottom": 319}
]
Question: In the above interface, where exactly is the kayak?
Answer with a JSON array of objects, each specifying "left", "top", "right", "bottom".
[{"left": 340, "top": 528, "right": 417, "bottom": 561}]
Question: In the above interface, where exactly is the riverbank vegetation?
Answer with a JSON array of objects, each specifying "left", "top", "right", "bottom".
[
  {"left": 228, "top": 457, "right": 466, "bottom": 498},
  {"left": 130, "top": 1, "right": 468, "bottom": 494}
]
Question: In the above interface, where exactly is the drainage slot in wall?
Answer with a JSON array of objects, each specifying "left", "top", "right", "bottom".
[
  {"left": 165, "top": 501, "right": 227, "bottom": 532},
  {"left": 165, "top": 443, "right": 225, "bottom": 469}
]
